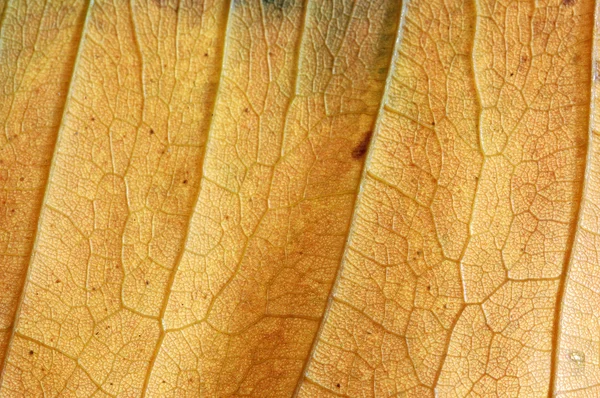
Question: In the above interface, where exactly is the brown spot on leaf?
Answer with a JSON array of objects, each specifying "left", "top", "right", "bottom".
[{"left": 352, "top": 131, "right": 373, "bottom": 159}]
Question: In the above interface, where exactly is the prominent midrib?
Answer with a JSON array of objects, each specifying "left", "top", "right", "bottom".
[
  {"left": 292, "top": 0, "right": 407, "bottom": 394},
  {"left": 547, "top": 2, "right": 598, "bottom": 396},
  {"left": 139, "top": 0, "right": 234, "bottom": 395},
  {"left": 0, "top": 0, "right": 93, "bottom": 384}
]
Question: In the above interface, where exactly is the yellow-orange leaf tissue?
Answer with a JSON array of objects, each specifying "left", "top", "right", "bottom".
[{"left": 0, "top": 0, "right": 596, "bottom": 396}]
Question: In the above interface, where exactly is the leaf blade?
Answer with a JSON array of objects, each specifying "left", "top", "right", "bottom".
[
  {"left": 145, "top": 0, "right": 402, "bottom": 396},
  {"left": 553, "top": 1, "right": 600, "bottom": 395},
  {"left": 0, "top": 0, "right": 88, "bottom": 374},
  {"left": 299, "top": 0, "right": 483, "bottom": 394},
  {"left": 0, "top": 0, "right": 228, "bottom": 395}
]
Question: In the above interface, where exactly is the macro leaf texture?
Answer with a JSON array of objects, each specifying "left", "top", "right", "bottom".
[{"left": 0, "top": 0, "right": 597, "bottom": 396}]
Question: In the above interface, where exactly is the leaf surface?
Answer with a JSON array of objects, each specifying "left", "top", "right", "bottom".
[
  {"left": 145, "top": 0, "right": 400, "bottom": 395},
  {"left": 0, "top": 0, "right": 87, "bottom": 371},
  {"left": 0, "top": 0, "right": 598, "bottom": 397},
  {"left": 0, "top": 0, "right": 229, "bottom": 395}
]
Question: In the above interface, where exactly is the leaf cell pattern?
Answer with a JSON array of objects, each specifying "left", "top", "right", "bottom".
[{"left": 0, "top": 0, "right": 596, "bottom": 397}]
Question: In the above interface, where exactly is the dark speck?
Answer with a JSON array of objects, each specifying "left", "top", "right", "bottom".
[
  {"left": 29, "top": 350, "right": 34, "bottom": 355},
  {"left": 562, "top": 0, "right": 576, "bottom": 5},
  {"left": 352, "top": 131, "right": 373, "bottom": 159}
]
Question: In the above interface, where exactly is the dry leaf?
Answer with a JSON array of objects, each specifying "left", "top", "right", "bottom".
[{"left": 0, "top": 0, "right": 596, "bottom": 396}]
